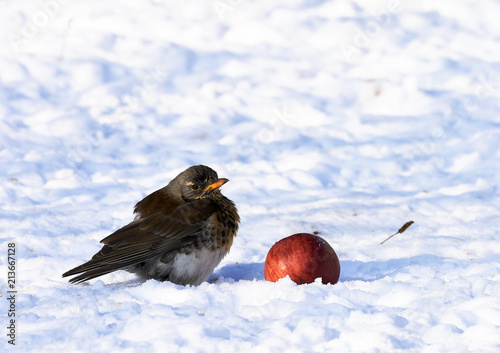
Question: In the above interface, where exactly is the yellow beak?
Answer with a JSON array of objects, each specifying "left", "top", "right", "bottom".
[{"left": 204, "top": 178, "right": 229, "bottom": 193}]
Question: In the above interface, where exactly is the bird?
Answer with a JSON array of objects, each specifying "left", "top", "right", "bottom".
[{"left": 62, "top": 165, "right": 240, "bottom": 286}]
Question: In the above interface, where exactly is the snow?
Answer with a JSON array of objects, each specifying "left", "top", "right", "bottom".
[{"left": 1, "top": 0, "right": 500, "bottom": 352}]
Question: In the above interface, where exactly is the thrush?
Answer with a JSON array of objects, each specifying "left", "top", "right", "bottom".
[{"left": 62, "top": 165, "right": 240, "bottom": 286}]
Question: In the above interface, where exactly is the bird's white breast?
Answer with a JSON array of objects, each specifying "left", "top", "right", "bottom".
[{"left": 170, "top": 247, "right": 227, "bottom": 286}]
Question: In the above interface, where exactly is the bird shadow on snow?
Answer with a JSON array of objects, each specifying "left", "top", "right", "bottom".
[
  {"left": 211, "top": 262, "right": 265, "bottom": 282},
  {"left": 340, "top": 254, "right": 447, "bottom": 282}
]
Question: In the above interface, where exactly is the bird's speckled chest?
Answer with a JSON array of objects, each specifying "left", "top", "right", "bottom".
[{"left": 179, "top": 196, "right": 239, "bottom": 254}]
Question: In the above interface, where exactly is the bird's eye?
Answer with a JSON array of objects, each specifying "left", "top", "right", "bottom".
[{"left": 191, "top": 184, "right": 200, "bottom": 191}]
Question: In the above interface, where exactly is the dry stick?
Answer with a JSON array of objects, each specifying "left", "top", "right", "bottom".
[{"left": 380, "top": 221, "right": 414, "bottom": 245}]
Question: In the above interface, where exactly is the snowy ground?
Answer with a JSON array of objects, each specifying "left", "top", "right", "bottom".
[{"left": 1, "top": 0, "right": 500, "bottom": 352}]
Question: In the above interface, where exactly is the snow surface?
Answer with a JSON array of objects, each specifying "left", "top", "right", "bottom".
[{"left": 1, "top": 0, "right": 500, "bottom": 352}]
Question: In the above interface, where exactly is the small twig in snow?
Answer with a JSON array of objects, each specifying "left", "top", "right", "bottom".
[{"left": 380, "top": 221, "right": 414, "bottom": 245}]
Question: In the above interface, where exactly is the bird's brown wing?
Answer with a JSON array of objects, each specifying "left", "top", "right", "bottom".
[{"left": 62, "top": 199, "right": 217, "bottom": 283}]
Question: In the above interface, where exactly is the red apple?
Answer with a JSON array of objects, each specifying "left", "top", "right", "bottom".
[{"left": 264, "top": 233, "right": 341, "bottom": 285}]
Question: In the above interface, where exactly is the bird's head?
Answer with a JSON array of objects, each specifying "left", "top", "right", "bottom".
[{"left": 171, "top": 165, "right": 229, "bottom": 202}]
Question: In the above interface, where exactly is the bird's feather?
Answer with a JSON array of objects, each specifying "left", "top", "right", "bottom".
[{"left": 62, "top": 199, "right": 218, "bottom": 283}]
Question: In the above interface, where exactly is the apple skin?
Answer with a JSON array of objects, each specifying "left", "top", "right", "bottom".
[{"left": 264, "top": 233, "right": 341, "bottom": 285}]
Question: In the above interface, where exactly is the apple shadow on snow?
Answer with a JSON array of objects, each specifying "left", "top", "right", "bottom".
[
  {"left": 211, "top": 254, "right": 450, "bottom": 283},
  {"left": 340, "top": 254, "right": 447, "bottom": 282}
]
